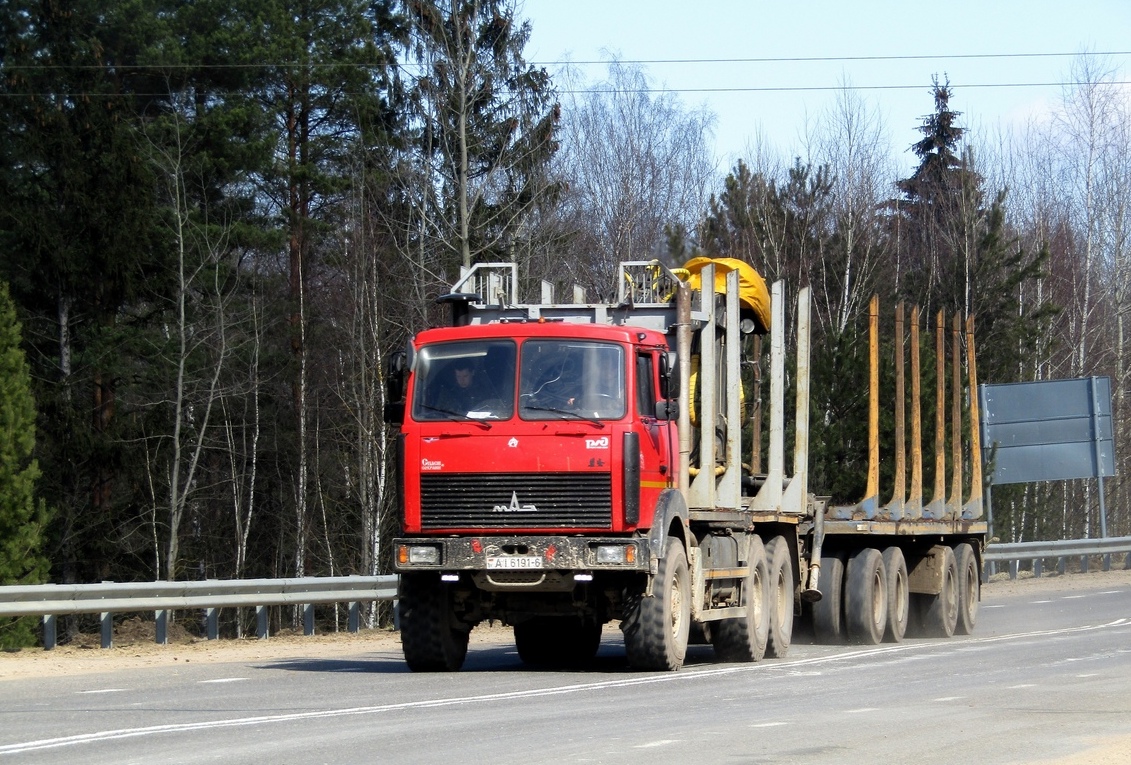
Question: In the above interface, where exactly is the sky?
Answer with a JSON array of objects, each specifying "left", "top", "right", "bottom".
[{"left": 519, "top": 0, "right": 1131, "bottom": 175}]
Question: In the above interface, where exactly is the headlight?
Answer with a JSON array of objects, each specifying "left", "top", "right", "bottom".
[
  {"left": 398, "top": 544, "right": 441, "bottom": 565},
  {"left": 596, "top": 545, "right": 635, "bottom": 564}
]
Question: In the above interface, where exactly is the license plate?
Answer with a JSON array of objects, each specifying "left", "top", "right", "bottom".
[{"left": 486, "top": 556, "right": 543, "bottom": 570}]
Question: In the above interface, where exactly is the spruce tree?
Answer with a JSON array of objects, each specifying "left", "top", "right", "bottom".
[{"left": 0, "top": 281, "right": 49, "bottom": 648}]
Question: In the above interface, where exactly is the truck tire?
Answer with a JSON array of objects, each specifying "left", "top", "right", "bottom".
[
  {"left": 812, "top": 553, "right": 846, "bottom": 644},
  {"left": 953, "top": 542, "right": 979, "bottom": 635},
  {"left": 399, "top": 573, "right": 469, "bottom": 672},
  {"left": 623, "top": 536, "right": 691, "bottom": 671},
  {"left": 845, "top": 547, "right": 887, "bottom": 645},
  {"left": 920, "top": 545, "right": 959, "bottom": 638},
  {"left": 515, "top": 617, "right": 602, "bottom": 667},
  {"left": 881, "top": 546, "right": 909, "bottom": 643},
  {"left": 712, "top": 535, "right": 770, "bottom": 663},
  {"left": 765, "top": 536, "right": 794, "bottom": 658}
]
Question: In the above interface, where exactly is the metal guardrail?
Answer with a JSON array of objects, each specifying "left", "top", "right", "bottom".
[
  {"left": 983, "top": 536, "right": 1131, "bottom": 580},
  {"left": 0, "top": 575, "right": 398, "bottom": 650}
]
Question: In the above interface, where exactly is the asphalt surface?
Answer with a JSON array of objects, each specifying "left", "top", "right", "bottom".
[{"left": 2, "top": 577, "right": 1130, "bottom": 764}]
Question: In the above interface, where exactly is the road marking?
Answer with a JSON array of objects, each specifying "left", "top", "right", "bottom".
[
  {"left": 934, "top": 696, "right": 964, "bottom": 702},
  {"left": 1099, "top": 590, "right": 1125, "bottom": 595},
  {"left": 982, "top": 604, "right": 1007, "bottom": 609},
  {"left": 1061, "top": 595, "right": 1087, "bottom": 600},
  {"left": 1008, "top": 684, "right": 1036, "bottom": 689},
  {"left": 76, "top": 689, "right": 127, "bottom": 695},
  {"left": 750, "top": 722, "right": 787, "bottom": 728},
  {"left": 1030, "top": 600, "right": 1053, "bottom": 604},
  {"left": 634, "top": 740, "right": 678, "bottom": 749},
  {"left": 1076, "top": 673, "right": 1100, "bottom": 678},
  {"left": 845, "top": 708, "right": 878, "bottom": 713},
  {"left": 198, "top": 678, "right": 247, "bottom": 684},
  {"left": 7, "top": 617, "right": 1129, "bottom": 756}
]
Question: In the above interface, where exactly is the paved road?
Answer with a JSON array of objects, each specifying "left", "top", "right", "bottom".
[{"left": 2, "top": 578, "right": 1130, "bottom": 764}]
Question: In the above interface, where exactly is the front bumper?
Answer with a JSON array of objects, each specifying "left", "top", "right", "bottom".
[{"left": 392, "top": 535, "right": 651, "bottom": 573}]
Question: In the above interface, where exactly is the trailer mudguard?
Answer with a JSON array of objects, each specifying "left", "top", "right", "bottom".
[{"left": 647, "top": 489, "right": 691, "bottom": 566}]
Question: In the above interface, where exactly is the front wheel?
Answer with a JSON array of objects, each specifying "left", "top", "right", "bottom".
[
  {"left": 399, "top": 573, "right": 470, "bottom": 672},
  {"left": 623, "top": 536, "right": 691, "bottom": 671}
]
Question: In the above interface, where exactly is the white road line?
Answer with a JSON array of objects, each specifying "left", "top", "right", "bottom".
[
  {"left": 198, "top": 678, "right": 247, "bottom": 684},
  {"left": 982, "top": 604, "right": 1007, "bottom": 609},
  {"left": 845, "top": 708, "right": 878, "bottom": 713},
  {"left": 76, "top": 689, "right": 127, "bottom": 695},
  {"left": 933, "top": 696, "right": 964, "bottom": 702},
  {"left": 6, "top": 617, "right": 1128, "bottom": 756},
  {"left": 1076, "top": 673, "right": 1100, "bottom": 678},
  {"left": 1030, "top": 600, "right": 1053, "bottom": 604},
  {"left": 1008, "top": 684, "right": 1036, "bottom": 689},
  {"left": 750, "top": 722, "right": 788, "bottom": 728},
  {"left": 1061, "top": 595, "right": 1087, "bottom": 600},
  {"left": 634, "top": 740, "right": 678, "bottom": 749}
]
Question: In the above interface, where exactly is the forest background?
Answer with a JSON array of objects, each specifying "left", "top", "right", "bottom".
[{"left": 0, "top": 0, "right": 1128, "bottom": 645}]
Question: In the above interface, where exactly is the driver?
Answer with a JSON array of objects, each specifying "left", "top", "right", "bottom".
[{"left": 437, "top": 360, "right": 494, "bottom": 415}]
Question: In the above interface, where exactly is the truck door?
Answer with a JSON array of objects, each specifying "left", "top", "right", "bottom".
[{"left": 635, "top": 350, "right": 674, "bottom": 528}]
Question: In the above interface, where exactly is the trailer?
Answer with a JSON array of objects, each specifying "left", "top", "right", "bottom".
[{"left": 386, "top": 259, "right": 986, "bottom": 671}]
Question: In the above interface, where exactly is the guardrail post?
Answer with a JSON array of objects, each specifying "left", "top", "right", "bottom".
[
  {"left": 206, "top": 607, "right": 219, "bottom": 640},
  {"left": 155, "top": 610, "right": 168, "bottom": 645},
  {"left": 1008, "top": 560, "right": 1018, "bottom": 580},
  {"left": 348, "top": 602, "right": 360, "bottom": 633},
  {"left": 303, "top": 604, "right": 314, "bottom": 636},
  {"left": 1058, "top": 557, "right": 1066, "bottom": 575},
  {"left": 1103, "top": 553, "right": 1111, "bottom": 572},
  {"left": 1081, "top": 555, "right": 1090, "bottom": 574},
  {"left": 43, "top": 615, "right": 56, "bottom": 651},
  {"left": 1033, "top": 558, "right": 1042, "bottom": 578},
  {"left": 100, "top": 612, "right": 113, "bottom": 649},
  {"left": 256, "top": 605, "right": 268, "bottom": 640},
  {"left": 1125, "top": 552, "right": 1131, "bottom": 571}
]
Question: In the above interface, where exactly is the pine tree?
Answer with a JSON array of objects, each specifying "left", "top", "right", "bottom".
[{"left": 0, "top": 281, "right": 49, "bottom": 648}]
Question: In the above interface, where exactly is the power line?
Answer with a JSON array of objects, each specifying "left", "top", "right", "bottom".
[
  {"left": 532, "top": 50, "right": 1131, "bottom": 67},
  {"left": 4, "top": 50, "right": 1129, "bottom": 72},
  {"left": 3, "top": 79, "right": 1128, "bottom": 99}
]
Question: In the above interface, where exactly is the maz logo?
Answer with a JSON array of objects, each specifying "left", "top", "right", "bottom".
[
  {"left": 585, "top": 436, "right": 610, "bottom": 449},
  {"left": 493, "top": 491, "right": 538, "bottom": 513}
]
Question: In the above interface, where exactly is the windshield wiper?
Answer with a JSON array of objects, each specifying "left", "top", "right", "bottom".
[
  {"left": 522, "top": 404, "right": 604, "bottom": 428},
  {"left": 419, "top": 404, "right": 492, "bottom": 429}
]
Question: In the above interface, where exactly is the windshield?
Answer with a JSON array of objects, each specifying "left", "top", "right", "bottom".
[
  {"left": 519, "top": 340, "right": 626, "bottom": 421},
  {"left": 412, "top": 340, "right": 516, "bottom": 421}
]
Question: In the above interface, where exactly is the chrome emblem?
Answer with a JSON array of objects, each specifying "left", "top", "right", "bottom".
[{"left": 493, "top": 491, "right": 537, "bottom": 513}]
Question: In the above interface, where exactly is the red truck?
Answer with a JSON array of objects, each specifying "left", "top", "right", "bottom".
[{"left": 387, "top": 260, "right": 986, "bottom": 671}]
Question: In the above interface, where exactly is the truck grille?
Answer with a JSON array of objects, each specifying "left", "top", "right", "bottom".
[{"left": 420, "top": 473, "right": 613, "bottom": 529}]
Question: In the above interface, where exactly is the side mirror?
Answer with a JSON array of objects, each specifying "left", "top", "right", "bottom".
[
  {"left": 654, "top": 400, "right": 679, "bottom": 421},
  {"left": 383, "top": 401, "right": 405, "bottom": 425},
  {"left": 386, "top": 350, "right": 408, "bottom": 404},
  {"left": 659, "top": 351, "right": 679, "bottom": 400}
]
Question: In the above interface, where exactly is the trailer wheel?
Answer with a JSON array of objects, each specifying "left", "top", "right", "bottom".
[
  {"left": 812, "top": 553, "right": 846, "bottom": 644},
  {"left": 881, "top": 546, "right": 909, "bottom": 643},
  {"left": 765, "top": 536, "right": 794, "bottom": 658},
  {"left": 845, "top": 548, "right": 887, "bottom": 645},
  {"left": 712, "top": 535, "right": 770, "bottom": 663},
  {"left": 399, "top": 573, "right": 469, "bottom": 672},
  {"left": 953, "top": 543, "right": 979, "bottom": 635},
  {"left": 515, "top": 617, "right": 602, "bottom": 667},
  {"left": 623, "top": 536, "right": 690, "bottom": 671},
  {"left": 920, "top": 545, "right": 959, "bottom": 638}
]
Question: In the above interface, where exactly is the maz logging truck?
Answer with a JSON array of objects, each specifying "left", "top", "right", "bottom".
[{"left": 384, "top": 258, "right": 987, "bottom": 671}]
